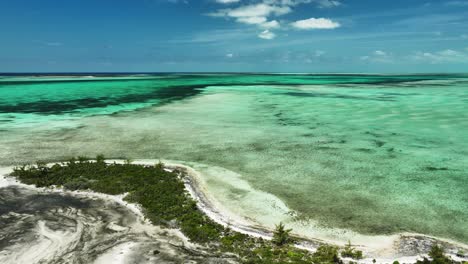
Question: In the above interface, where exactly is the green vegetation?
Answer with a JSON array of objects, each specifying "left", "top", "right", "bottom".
[
  {"left": 10, "top": 157, "right": 466, "bottom": 264},
  {"left": 310, "top": 245, "right": 343, "bottom": 264},
  {"left": 416, "top": 245, "right": 459, "bottom": 264},
  {"left": 341, "top": 240, "right": 363, "bottom": 260},
  {"left": 13, "top": 157, "right": 223, "bottom": 243},
  {"left": 10, "top": 156, "right": 326, "bottom": 263},
  {"left": 272, "top": 222, "right": 293, "bottom": 246}
]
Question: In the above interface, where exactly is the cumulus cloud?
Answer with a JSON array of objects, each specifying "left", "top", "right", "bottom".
[
  {"left": 258, "top": 29, "right": 276, "bottom": 39},
  {"left": 237, "top": 16, "right": 268, "bottom": 25},
  {"left": 209, "top": 3, "right": 290, "bottom": 38},
  {"left": 260, "top": 20, "right": 280, "bottom": 29},
  {"left": 210, "top": 0, "right": 341, "bottom": 40},
  {"left": 210, "top": 3, "right": 291, "bottom": 18},
  {"left": 291, "top": 17, "right": 340, "bottom": 29},
  {"left": 226, "top": 53, "right": 234, "bottom": 58}
]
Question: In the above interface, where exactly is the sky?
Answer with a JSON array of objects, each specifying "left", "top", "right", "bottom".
[{"left": 0, "top": 0, "right": 467, "bottom": 73}]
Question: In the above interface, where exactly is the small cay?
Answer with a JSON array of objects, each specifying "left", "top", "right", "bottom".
[{"left": 1, "top": 156, "right": 467, "bottom": 264}]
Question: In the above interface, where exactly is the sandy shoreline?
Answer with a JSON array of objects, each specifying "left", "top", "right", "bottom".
[
  {"left": 161, "top": 161, "right": 468, "bottom": 264},
  {"left": 1, "top": 160, "right": 467, "bottom": 264}
]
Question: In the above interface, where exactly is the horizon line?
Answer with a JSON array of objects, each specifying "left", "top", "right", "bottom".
[{"left": 1, "top": 71, "right": 468, "bottom": 75}]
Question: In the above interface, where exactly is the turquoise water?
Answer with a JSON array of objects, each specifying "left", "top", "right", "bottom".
[{"left": 0, "top": 74, "right": 467, "bottom": 244}]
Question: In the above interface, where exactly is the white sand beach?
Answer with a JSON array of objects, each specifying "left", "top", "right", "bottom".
[{"left": 1, "top": 160, "right": 467, "bottom": 264}]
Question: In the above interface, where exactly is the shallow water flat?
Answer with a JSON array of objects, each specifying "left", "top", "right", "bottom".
[{"left": 0, "top": 74, "right": 467, "bottom": 245}]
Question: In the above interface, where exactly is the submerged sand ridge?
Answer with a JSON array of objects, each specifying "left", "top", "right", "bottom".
[{"left": 1, "top": 161, "right": 467, "bottom": 264}]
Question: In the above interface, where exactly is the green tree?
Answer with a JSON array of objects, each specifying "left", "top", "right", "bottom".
[
  {"left": 272, "top": 222, "right": 292, "bottom": 246},
  {"left": 416, "top": 245, "right": 454, "bottom": 264},
  {"left": 341, "top": 240, "right": 363, "bottom": 259},
  {"left": 96, "top": 154, "right": 105, "bottom": 164},
  {"left": 312, "top": 245, "right": 343, "bottom": 264}
]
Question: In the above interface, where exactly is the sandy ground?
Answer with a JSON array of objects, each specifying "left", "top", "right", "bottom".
[
  {"left": 159, "top": 161, "right": 468, "bottom": 263},
  {"left": 0, "top": 164, "right": 232, "bottom": 264}
]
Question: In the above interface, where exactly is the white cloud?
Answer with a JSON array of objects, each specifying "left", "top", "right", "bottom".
[
  {"left": 291, "top": 18, "right": 340, "bottom": 29},
  {"left": 264, "top": 0, "right": 341, "bottom": 8},
  {"left": 237, "top": 16, "right": 268, "bottom": 25},
  {"left": 361, "top": 50, "right": 393, "bottom": 63},
  {"left": 359, "top": 48, "right": 468, "bottom": 65},
  {"left": 316, "top": 0, "right": 341, "bottom": 8},
  {"left": 258, "top": 30, "right": 276, "bottom": 39},
  {"left": 226, "top": 53, "right": 234, "bottom": 58},
  {"left": 215, "top": 0, "right": 240, "bottom": 4},
  {"left": 210, "top": 3, "right": 292, "bottom": 18},
  {"left": 209, "top": 1, "right": 341, "bottom": 40},
  {"left": 410, "top": 49, "right": 468, "bottom": 64},
  {"left": 260, "top": 20, "right": 280, "bottom": 29},
  {"left": 374, "top": 50, "right": 387, "bottom": 56},
  {"left": 209, "top": 3, "right": 289, "bottom": 40}
]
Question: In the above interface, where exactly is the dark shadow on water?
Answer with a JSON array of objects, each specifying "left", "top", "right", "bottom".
[
  {"left": 281, "top": 91, "right": 397, "bottom": 101},
  {"left": 0, "top": 84, "right": 206, "bottom": 115}
]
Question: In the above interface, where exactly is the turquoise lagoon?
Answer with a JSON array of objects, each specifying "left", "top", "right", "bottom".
[{"left": 0, "top": 74, "right": 467, "bottom": 245}]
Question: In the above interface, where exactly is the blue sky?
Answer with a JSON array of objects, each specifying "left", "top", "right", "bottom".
[{"left": 1, "top": 0, "right": 467, "bottom": 73}]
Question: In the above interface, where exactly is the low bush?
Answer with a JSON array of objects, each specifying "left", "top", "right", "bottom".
[
  {"left": 341, "top": 240, "right": 363, "bottom": 260},
  {"left": 14, "top": 157, "right": 462, "bottom": 264},
  {"left": 10, "top": 156, "right": 325, "bottom": 263}
]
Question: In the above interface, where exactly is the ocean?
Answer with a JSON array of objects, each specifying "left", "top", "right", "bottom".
[{"left": 1, "top": 73, "right": 467, "bottom": 245}]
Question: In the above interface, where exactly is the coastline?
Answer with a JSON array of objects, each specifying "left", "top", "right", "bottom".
[
  {"left": 1, "top": 160, "right": 467, "bottom": 264},
  {"left": 160, "top": 161, "right": 468, "bottom": 263}
]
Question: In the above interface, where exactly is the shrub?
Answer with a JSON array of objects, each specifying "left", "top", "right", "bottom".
[
  {"left": 312, "top": 245, "right": 343, "bottom": 264},
  {"left": 10, "top": 158, "right": 348, "bottom": 264},
  {"left": 272, "top": 222, "right": 293, "bottom": 246},
  {"left": 416, "top": 244, "right": 455, "bottom": 264},
  {"left": 96, "top": 154, "right": 105, "bottom": 163},
  {"left": 341, "top": 240, "right": 363, "bottom": 260}
]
